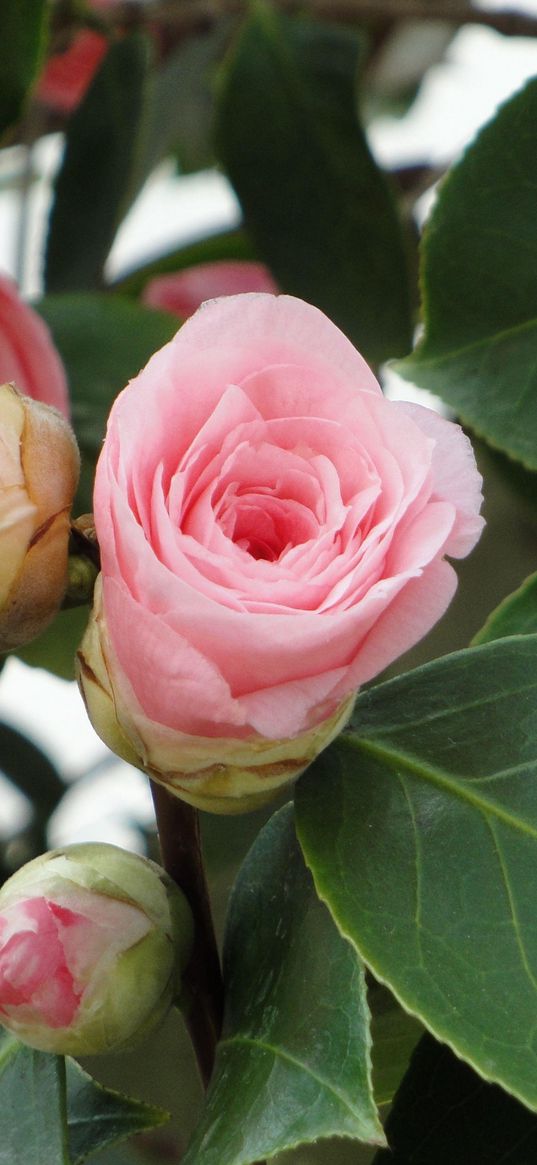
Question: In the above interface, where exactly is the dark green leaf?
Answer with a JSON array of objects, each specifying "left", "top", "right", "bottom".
[
  {"left": 0, "top": 1034, "right": 69, "bottom": 1165},
  {"left": 216, "top": 3, "right": 412, "bottom": 363},
  {"left": 473, "top": 571, "right": 537, "bottom": 645},
  {"left": 0, "top": 0, "right": 47, "bottom": 140},
  {"left": 183, "top": 805, "right": 384, "bottom": 1165},
  {"left": 374, "top": 1034, "right": 537, "bottom": 1164},
  {"left": 65, "top": 1057, "right": 167, "bottom": 1165},
  {"left": 0, "top": 721, "right": 64, "bottom": 814},
  {"left": 395, "top": 77, "right": 537, "bottom": 469},
  {"left": 37, "top": 293, "right": 178, "bottom": 513},
  {"left": 45, "top": 34, "right": 151, "bottom": 292},
  {"left": 112, "top": 229, "right": 255, "bottom": 298},
  {"left": 296, "top": 636, "right": 537, "bottom": 1111}
]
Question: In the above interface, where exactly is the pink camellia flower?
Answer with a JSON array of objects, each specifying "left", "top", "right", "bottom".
[
  {"left": 78, "top": 294, "right": 484, "bottom": 813},
  {"left": 0, "top": 275, "right": 69, "bottom": 417},
  {"left": 37, "top": 29, "right": 109, "bottom": 115},
  {"left": 0, "top": 844, "right": 193, "bottom": 1055},
  {"left": 142, "top": 261, "right": 279, "bottom": 320}
]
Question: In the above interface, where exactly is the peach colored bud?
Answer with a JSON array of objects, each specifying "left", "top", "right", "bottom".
[
  {"left": 0, "top": 843, "right": 193, "bottom": 1055},
  {"left": 0, "top": 384, "right": 80, "bottom": 653}
]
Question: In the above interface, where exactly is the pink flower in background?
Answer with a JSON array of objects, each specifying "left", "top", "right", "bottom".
[
  {"left": 37, "top": 1, "right": 118, "bottom": 115},
  {"left": 0, "top": 275, "right": 69, "bottom": 416},
  {"left": 142, "top": 261, "right": 279, "bottom": 319},
  {"left": 37, "top": 30, "right": 109, "bottom": 114},
  {"left": 79, "top": 294, "right": 484, "bottom": 813}
]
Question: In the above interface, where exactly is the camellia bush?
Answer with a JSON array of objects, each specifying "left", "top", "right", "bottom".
[{"left": 2, "top": 1, "right": 537, "bottom": 1162}]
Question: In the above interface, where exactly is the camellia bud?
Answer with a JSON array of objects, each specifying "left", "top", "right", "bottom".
[
  {"left": 0, "top": 383, "right": 80, "bottom": 653},
  {"left": 0, "top": 843, "right": 193, "bottom": 1055}
]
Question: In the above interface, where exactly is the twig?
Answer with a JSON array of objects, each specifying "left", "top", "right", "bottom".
[
  {"left": 150, "top": 782, "right": 224, "bottom": 1089},
  {"left": 86, "top": 0, "right": 537, "bottom": 39}
]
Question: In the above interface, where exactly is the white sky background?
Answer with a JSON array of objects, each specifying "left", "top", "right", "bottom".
[{"left": 2, "top": 7, "right": 537, "bottom": 849}]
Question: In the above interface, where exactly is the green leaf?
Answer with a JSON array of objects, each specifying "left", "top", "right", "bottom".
[
  {"left": 183, "top": 805, "right": 384, "bottom": 1165},
  {"left": 45, "top": 34, "right": 151, "bottom": 293},
  {"left": 473, "top": 571, "right": 537, "bottom": 645},
  {"left": 37, "top": 293, "right": 178, "bottom": 513},
  {"left": 112, "top": 229, "right": 255, "bottom": 298},
  {"left": 395, "top": 77, "right": 537, "bottom": 469},
  {"left": 0, "top": 0, "right": 47, "bottom": 140},
  {"left": 0, "top": 721, "right": 64, "bottom": 815},
  {"left": 295, "top": 636, "right": 537, "bottom": 1112},
  {"left": 130, "top": 21, "right": 230, "bottom": 189},
  {"left": 15, "top": 607, "right": 90, "bottom": 681},
  {"left": 0, "top": 1034, "right": 69, "bottom": 1165},
  {"left": 368, "top": 983, "right": 423, "bottom": 1107},
  {"left": 65, "top": 1058, "right": 167, "bottom": 1164},
  {"left": 216, "top": 3, "right": 412, "bottom": 364},
  {"left": 374, "top": 1033, "right": 537, "bottom": 1164}
]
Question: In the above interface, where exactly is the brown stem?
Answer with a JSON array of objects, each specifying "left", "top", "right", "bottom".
[
  {"left": 150, "top": 782, "right": 224, "bottom": 1089},
  {"left": 89, "top": 0, "right": 537, "bottom": 39}
]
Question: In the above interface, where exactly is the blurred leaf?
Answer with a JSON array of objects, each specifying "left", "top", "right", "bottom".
[
  {"left": 112, "top": 229, "right": 254, "bottom": 298},
  {"left": 183, "top": 805, "right": 384, "bottom": 1165},
  {"left": 216, "top": 3, "right": 412, "bottom": 364},
  {"left": 0, "top": 720, "right": 64, "bottom": 815},
  {"left": 473, "top": 571, "right": 537, "bottom": 645},
  {"left": 37, "top": 293, "right": 177, "bottom": 512},
  {"left": 45, "top": 34, "right": 151, "bottom": 293},
  {"left": 66, "top": 1058, "right": 168, "bottom": 1165},
  {"left": 15, "top": 606, "right": 89, "bottom": 680},
  {"left": 0, "top": 0, "right": 47, "bottom": 140},
  {"left": 296, "top": 636, "right": 537, "bottom": 1111},
  {"left": 131, "top": 21, "right": 231, "bottom": 190},
  {"left": 0, "top": 1034, "right": 69, "bottom": 1165},
  {"left": 374, "top": 1033, "right": 537, "bottom": 1164},
  {"left": 396, "top": 77, "right": 537, "bottom": 469},
  {"left": 369, "top": 983, "right": 423, "bottom": 1106}
]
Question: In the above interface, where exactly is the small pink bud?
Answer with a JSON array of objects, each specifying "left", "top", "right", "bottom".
[
  {"left": 0, "top": 384, "right": 80, "bottom": 653},
  {"left": 0, "top": 844, "right": 193, "bottom": 1055}
]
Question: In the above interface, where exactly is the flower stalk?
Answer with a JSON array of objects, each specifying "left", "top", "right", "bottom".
[{"left": 150, "top": 783, "right": 223, "bottom": 1089}]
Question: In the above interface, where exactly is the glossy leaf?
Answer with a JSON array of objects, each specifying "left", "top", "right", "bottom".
[
  {"left": 296, "top": 636, "right": 537, "bottom": 1111},
  {"left": 37, "top": 293, "right": 177, "bottom": 512},
  {"left": 0, "top": 1034, "right": 69, "bottom": 1165},
  {"left": 0, "top": 0, "right": 47, "bottom": 140},
  {"left": 374, "top": 1034, "right": 537, "bottom": 1164},
  {"left": 183, "top": 805, "right": 384, "bottom": 1164},
  {"left": 396, "top": 77, "right": 537, "bottom": 469},
  {"left": 473, "top": 571, "right": 537, "bottom": 645},
  {"left": 66, "top": 1057, "right": 167, "bottom": 1164},
  {"left": 216, "top": 3, "right": 412, "bottom": 363},
  {"left": 45, "top": 34, "right": 151, "bottom": 292}
]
